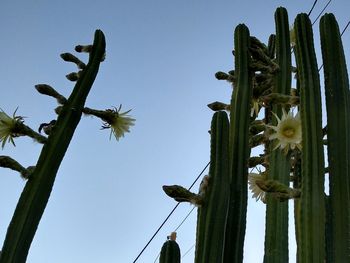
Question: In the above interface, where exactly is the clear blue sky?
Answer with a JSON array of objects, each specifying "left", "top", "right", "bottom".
[{"left": 0, "top": 1, "right": 349, "bottom": 262}]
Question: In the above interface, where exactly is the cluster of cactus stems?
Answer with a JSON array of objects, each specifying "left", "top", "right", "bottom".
[
  {"left": 0, "top": 30, "right": 135, "bottom": 262},
  {"left": 163, "top": 7, "right": 350, "bottom": 263}
]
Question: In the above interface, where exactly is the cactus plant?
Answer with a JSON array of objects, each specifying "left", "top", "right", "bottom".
[
  {"left": 159, "top": 232, "right": 181, "bottom": 263},
  {"left": 0, "top": 30, "right": 106, "bottom": 263},
  {"left": 263, "top": 7, "right": 291, "bottom": 263},
  {"left": 320, "top": 13, "right": 350, "bottom": 262},
  {"left": 163, "top": 7, "right": 350, "bottom": 263},
  {"left": 0, "top": 30, "right": 135, "bottom": 263}
]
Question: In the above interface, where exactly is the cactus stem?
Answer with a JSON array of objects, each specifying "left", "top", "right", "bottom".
[
  {"left": 0, "top": 156, "right": 33, "bottom": 179},
  {"left": 163, "top": 185, "right": 203, "bottom": 206},
  {"left": 35, "top": 84, "right": 67, "bottom": 105},
  {"left": 60, "top": 52, "right": 86, "bottom": 69}
]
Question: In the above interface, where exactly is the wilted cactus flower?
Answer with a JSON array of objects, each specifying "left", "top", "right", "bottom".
[
  {"left": 250, "top": 99, "right": 260, "bottom": 117},
  {"left": 101, "top": 105, "right": 135, "bottom": 141},
  {"left": 267, "top": 108, "right": 301, "bottom": 154},
  {"left": 0, "top": 109, "right": 23, "bottom": 148},
  {"left": 248, "top": 172, "right": 266, "bottom": 203}
]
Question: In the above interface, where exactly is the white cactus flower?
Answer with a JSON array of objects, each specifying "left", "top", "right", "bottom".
[
  {"left": 102, "top": 105, "right": 135, "bottom": 141},
  {"left": 248, "top": 172, "right": 266, "bottom": 203},
  {"left": 0, "top": 109, "right": 23, "bottom": 149},
  {"left": 267, "top": 108, "right": 302, "bottom": 154}
]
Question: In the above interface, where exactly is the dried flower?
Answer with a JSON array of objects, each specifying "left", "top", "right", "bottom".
[
  {"left": 251, "top": 99, "right": 260, "bottom": 117},
  {"left": 267, "top": 108, "right": 302, "bottom": 154}
]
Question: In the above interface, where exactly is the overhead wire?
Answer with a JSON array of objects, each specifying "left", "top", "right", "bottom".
[
  {"left": 312, "top": 0, "right": 332, "bottom": 25},
  {"left": 132, "top": 161, "right": 210, "bottom": 263},
  {"left": 308, "top": 0, "right": 319, "bottom": 16},
  {"left": 318, "top": 20, "right": 350, "bottom": 72}
]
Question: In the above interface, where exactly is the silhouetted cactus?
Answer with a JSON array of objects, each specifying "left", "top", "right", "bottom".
[
  {"left": 163, "top": 7, "right": 349, "bottom": 263},
  {"left": 159, "top": 233, "right": 181, "bottom": 263},
  {"left": 0, "top": 30, "right": 135, "bottom": 263}
]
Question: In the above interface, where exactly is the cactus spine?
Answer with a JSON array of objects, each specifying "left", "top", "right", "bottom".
[
  {"left": 294, "top": 14, "right": 325, "bottom": 262},
  {"left": 0, "top": 30, "right": 106, "bottom": 263},
  {"left": 263, "top": 7, "right": 291, "bottom": 263},
  {"left": 224, "top": 24, "right": 252, "bottom": 263},
  {"left": 320, "top": 13, "right": 350, "bottom": 261}
]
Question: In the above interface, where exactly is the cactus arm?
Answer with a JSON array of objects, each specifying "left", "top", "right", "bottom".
[
  {"left": 263, "top": 7, "right": 291, "bottom": 263},
  {"left": 194, "top": 111, "right": 230, "bottom": 262},
  {"left": 320, "top": 13, "right": 350, "bottom": 262},
  {"left": 159, "top": 240, "right": 181, "bottom": 263},
  {"left": 0, "top": 30, "right": 106, "bottom": 263},
  {"left": 223, "top": 24, "right": 252, "bottom": 263},
  {"left": 294, "top": 14, "right": 325, "bottom": 263}
]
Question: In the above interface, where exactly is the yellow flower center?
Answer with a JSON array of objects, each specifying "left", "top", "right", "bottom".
[{"left": 282, "top": 127, "right": 295, "bottom": 138}]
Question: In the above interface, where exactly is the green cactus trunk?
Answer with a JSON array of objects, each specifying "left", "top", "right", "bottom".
[
  {"left": 263, "top": 7, "right": 291, "bottom": 263},
  {"left": 223, "top": 24, "right": 252, "bottom": 263},
  {"left": 194, "top": 111, "right": 230, "bottom": 262},
  {"left": 294, "top": 14, "right": 325, "bottom": 263},
  {"left": 159, "top": 240, "right": 181, "bottom": 263},
  {"left": 320, "top": 13, "right": 350, "bottom": 262},
  {"left": 0, "top": 30, "right": 106, "bottom": 263}
]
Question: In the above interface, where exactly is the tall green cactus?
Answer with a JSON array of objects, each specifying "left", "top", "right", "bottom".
[
  {"left": 224, "top": 23, "right": 252, "bottom": 263},
  {"left": 195, "top": 111, "right": 230, "bottom": 262},
  {"left": 162, "top": 111, "right": 230, "bottom": 262},
  {"left": 320, "top": 13, "right": 350, "bottom": 262},
  {"left": 294, "top": 14, "right": 325, "bottom": 263},
  {"left": 263, "top": 7, "right": 291, "bottom": 263},
  {"left": 0, "top": 30, "right": 106, "bottom": 263}
]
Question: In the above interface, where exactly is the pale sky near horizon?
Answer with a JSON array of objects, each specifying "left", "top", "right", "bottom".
[{"left": 0, "top": 1, "right": 349, "bottom": 262}]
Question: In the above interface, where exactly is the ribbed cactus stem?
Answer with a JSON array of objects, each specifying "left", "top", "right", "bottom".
[
  {"left": 294, "top": 14, "right": 325, "bottom": 263},
  {"left": 195, "top": 111, "right": 230, "bottom": 262},
  {"left": 159, "top": 233, "right": 180, "bottom": 263},
  {"left": 223, "top": 23, "right": 252, "bottom": 263},
  {"left": 263, "top": 7, "right": 291, "bottom": 263},
  {"left": 0, "top": 30, "right": 106, "bottom": 263},
  {"left": 320, "top": 13, "right": 350, "bottom": 262}
]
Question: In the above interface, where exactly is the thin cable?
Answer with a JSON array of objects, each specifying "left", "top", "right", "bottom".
[
  {"left": 181, "top": 244, "right": 196, "bottom": 259},
  {"left": 312, "top": 0, "right": 332, "bottom": 25},
  {"left": 173, "top": 206, "right": 196, "bottom": 232},
  {"left": 308, "top": 0, "right": 319, "bottom": 16},
  {"left": 153, "top": 206, "right": 196, "bottom": 262},
  {"left": 341, "top": 20, "right": 350, "bottom": 35},
  {"left": 132, "top": 161, "right": 210, "bottom": 263},
  {"left": 153, "top": 252, "right": 160, "bottom": 263},
  {"left": 318, "top": 20, "right": 350, "bottom": 72}
]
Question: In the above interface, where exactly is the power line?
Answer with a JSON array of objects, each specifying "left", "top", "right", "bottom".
[
  {"left": 181, "top": 244, "right": 196, "bottom": 259},
  {"left": 132, "top": 161, "right": 210, "bottom": 263},
  {"left": 153, "top": 206, "right": 197, "bottom": 262},
  {"left": 341, "top": 20, "right": 350, "bottom": 35},
  {"left": 318, "top": 20, "right": 350, "bottom": 72},
  {"left": 308, "top": 0, "right": 319, "bottom": 16},
  {"left": 312, "top": 0, "right": 332, "bottom": 25},
  {"left": 173, "top": 206, "right": 196, "bottom": 232}
]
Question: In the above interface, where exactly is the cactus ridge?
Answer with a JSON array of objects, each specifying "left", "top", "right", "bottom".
[
  {"left": 263, "top": 7, "right": 291, "bottom": 263},
  {"left": 195, "top": 111, "right": 230, "bottom": 262},
  {"left": 223, "top": 23, "right": 252, "bottom": 263},
  {"left": 320, "top": 13, "right": 350, "bottom": 262},
  {"left": 294, "top": 14, "right": 325, "bottom": 263}
]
